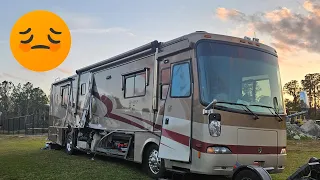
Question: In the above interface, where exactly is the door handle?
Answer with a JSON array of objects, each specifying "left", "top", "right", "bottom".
[{"left": 165, "top": 118, "right": 169, "bottom": 125}]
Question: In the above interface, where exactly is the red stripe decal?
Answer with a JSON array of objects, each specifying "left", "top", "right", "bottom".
[
  {"left": 124, "top": 113, "right": 162, "bottom": 130},
  {"left": 93, "top": 93, "right": 149, "bottom": 131},
  {"left": 161, "top": 128, "right": 190, "bottom": 147},
  {"left": 93, "top": 92, "right": 284, "bottom": 155},
  {"left": 162, "top": 128, "right": 283, "bottom": 154},
  {"left": 108, "top": 113, "right": 148, "bottom": 130}
]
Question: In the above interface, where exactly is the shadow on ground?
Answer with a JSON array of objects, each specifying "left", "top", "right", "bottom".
[{"left": 72, "top": 150, "right": 230, "bottom": 180}]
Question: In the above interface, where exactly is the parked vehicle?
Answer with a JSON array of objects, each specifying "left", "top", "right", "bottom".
[{"left": 48, "top": 31, "right": 297, "bottom": 179}]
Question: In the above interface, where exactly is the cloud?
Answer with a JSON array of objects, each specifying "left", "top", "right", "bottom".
[
  {"left": 215, "top": 0, "right": 320, "bottom": 54},
  {"left": 55, "top": 67, "right": 73, "bottom": 75},
  {"left": 2, "top": 73, "right": 30, "bottom": 82},
  {"left": 59, "top": 12, "right": 103, "bottom": 30},
  {"left": 216, "top": 8, "right": 246, "bottom": 21},
  {"left": 70, "top": 27, "right": 136, "bottom": 37},
  {"left": 304, "top": 0, "right": 320, "bottom": 16},
  {"left": 57, "top": 12, "right": 136, "bottom": 37}
]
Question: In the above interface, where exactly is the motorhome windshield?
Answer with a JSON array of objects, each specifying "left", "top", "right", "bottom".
[{"left": 196, "top": 40, "right": 284, "bottom": 115}]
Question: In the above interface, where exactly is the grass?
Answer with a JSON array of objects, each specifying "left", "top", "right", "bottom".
[
  {"left": 270, "top": 140, "right": 320, "bottom": 180},
  {"left": 0, "top": 135, "right": 319, "bottom": 180},
  {"left": 0, "top": 135, "right": 150, "bottom": 180}
]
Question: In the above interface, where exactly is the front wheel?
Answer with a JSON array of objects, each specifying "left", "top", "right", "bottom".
[
  {"left": 234, "top": 169, "right": 262, "bottom": 180},
  {"left": 143, "top": 144, "right": 166, "bottom": 179}
]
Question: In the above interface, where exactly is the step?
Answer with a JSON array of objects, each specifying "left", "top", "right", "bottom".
[{"left": 95, "top": 147, "right": 126, "bottom": 156}]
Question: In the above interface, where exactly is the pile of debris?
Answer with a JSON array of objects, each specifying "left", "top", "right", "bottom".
[{"left": 286, "top": 120, "right": 320, "bottom": 140}]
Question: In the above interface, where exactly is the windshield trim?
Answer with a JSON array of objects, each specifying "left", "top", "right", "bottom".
[{"left": 195, "top": 39, "right": 284, "bottom": 116}]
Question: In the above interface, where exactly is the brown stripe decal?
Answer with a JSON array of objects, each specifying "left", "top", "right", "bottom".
[
  {"left": 124, "top": 113, "right": 162, "bottom": 130},
  {"left": 162, "top": 128, "right": 284, "bottom": 154}
]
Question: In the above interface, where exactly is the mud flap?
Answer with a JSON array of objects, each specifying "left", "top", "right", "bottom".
[{"left": 232, "top": 165, "right": 272, "bottom": 180}]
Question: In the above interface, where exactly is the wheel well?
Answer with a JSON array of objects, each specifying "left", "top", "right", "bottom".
[
  {"left": 142, "top": 142, "right": 158, "bottom": 163},
  {"left": 232, "top": 166, "right": 265, "bottom": 180}
]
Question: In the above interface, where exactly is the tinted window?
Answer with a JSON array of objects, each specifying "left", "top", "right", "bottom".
[
  {"left": 125, "top": 76, "right": 135, "bottom": 98},
  {"left": 135, "top": 73, "right": 146, "bottom": 96},
  {"left": 124, "top": 72, "right": 146, "bottom": 98},
  {"left": 81, "top": 83, "right": 86, "bottom": 95},
  {"left": 196, "top": 40, "right": 284, "bottom": 114},
  {"left": 161, "top": 84, "right": 169, "bottom": 100},
  {"left": 61, "top": 87, "right": 68, "bottom": 106},
  {"left": 171, "top": 62, "right": 191, "bottom": 97},
  {"left": 161, "top": 68, "right": 170, "bottom": 84}
]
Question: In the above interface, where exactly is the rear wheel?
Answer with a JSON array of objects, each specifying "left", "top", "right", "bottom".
[
  {"left": 65, "top": 131, "right": 75, "bottom": 155},
  {"left": 143, "top": 144, "right": 166, "bottom": 179},
  {"left": 234, "top": 169, "right": 261, "bottom": 180}
]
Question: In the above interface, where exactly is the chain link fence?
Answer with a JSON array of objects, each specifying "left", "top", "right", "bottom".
[{"left": 0, "top": 110, "right": 49, "bottom": 135}]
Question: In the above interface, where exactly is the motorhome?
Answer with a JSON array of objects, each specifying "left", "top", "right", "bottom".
[{"left": 48, "top": 31, "right": 287, "bottom": 179}]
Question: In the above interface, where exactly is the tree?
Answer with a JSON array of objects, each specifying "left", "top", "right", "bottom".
[
  {"left": 0, "top": 81, "right": 14, "bottom": 119},
  {"left": 0, "top": 81, "right": 48, "bottom": 118},
  {"left": 284, "top": 99, "right": 295, "bottom": 110},
  {"left": 301, "top": 73, "right": 320, "bottom": 117},
  {"left": 11, "top": 83, "right": 23, "bottom": 116},
  {"left": 283, "top": 80, "right": 301, "bottom": 111}
]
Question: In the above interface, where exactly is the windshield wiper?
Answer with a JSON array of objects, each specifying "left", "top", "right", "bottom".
[
  {"left": 214, "top": 101, "right": 259, "bottom": 120},
  {"left": 249, "top": 104, "right": 283, "bottom": 122}
]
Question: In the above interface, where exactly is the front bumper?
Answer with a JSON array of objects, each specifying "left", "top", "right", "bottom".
[{"left": 189, "top": 150, "right": 286, "bottom": 176}]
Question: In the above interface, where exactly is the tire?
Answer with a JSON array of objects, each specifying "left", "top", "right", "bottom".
[
  {"left": 65, "top": 130, "right": 75, "bottom": 155},
  {"left": 234, "top": 169, "right": 262, "bottom": 180},
  {"left": 142, "top": 144, "right": 166, "bottom": 179}
]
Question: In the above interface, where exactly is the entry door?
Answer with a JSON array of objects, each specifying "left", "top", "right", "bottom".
[
  {"left": 78, "top": 73, "right": 94, "bottom": 128},
  {"left": 158, "top": 60, "right": 193, "bottom": 162}
]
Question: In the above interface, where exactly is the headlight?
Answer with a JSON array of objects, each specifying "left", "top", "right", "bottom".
[
  {"left": 208, "top": 120, "right": 221, "bottom": 137},
  {"left": 207, "top": 146, "right": 232, "bottom": 154}
]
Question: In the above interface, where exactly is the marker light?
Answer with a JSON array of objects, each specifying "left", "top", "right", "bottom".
[
  {"left": 206, "top": 146, "right": 232, "bottom": 154},
  {"left": 280, "top": 148, "right": 286, "bottom": 154}
]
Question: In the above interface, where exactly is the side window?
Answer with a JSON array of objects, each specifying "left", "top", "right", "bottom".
[
  {"left": 80, "top": 83, "right": 86, "bottom": 95},
  {"left": 124, "top": 71, "right": 146, "bottom": 98},
  {"left": 160, "top": 68, "right": 170, "bottom": 100},
  {"left": 171, "top": 62, "right": 191, "bottom": 97},
  {"left": 61, "top": 86, "right": 69, "bottom": 106}
]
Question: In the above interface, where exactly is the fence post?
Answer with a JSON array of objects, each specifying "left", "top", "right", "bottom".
[
  {"left": 2, "top": 116, "right": 4, "bottom": 134},
  {"left": 12, "top": 118, "right": 14, "bottom": 135},
  {"left": 24, "top": 116, "right": 27, "bottom": 135},
  {"left": 32, "top": 114, "right": 35, "bottom": 135},
  {"left": 18, "top": 117, "right": 20, "bottom": 134},
  {"left": 7, "top": 118, "right": 9, "bottom": 134}
]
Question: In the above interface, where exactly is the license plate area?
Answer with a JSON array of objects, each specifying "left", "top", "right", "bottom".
[{"left": 253, "top": 161, "right": 265, "bottom": 167}]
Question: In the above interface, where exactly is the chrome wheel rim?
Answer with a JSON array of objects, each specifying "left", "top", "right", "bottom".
[
  {"left": 148, "top": 149, "right": 161, "bottom": 174},
  {"left": 66, "top": 135, "right": 72, "bottom": 152}
]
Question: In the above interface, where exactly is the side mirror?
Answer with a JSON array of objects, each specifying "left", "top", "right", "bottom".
[{"left": 299, "top": 91, "right": 310, "bottom": 110}]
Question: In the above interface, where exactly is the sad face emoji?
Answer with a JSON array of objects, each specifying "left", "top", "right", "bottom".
[{"left": 10, "top": 10, "right": 71, "bottom": 72}]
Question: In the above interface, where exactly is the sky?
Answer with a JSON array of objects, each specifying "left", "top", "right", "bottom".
[{"left": 0, "top": 0, "right": 319, "bottom": 96}]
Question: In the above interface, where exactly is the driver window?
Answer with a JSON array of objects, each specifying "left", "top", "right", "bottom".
[
  {"left": 256, "top": 79, "right": 272, "bottom": 106},
  {"left": 171, "top": 62, "right": 191, "bottom": 98},
  {"left": 241, "top": 76, "right": 272, "bottom": 106}
]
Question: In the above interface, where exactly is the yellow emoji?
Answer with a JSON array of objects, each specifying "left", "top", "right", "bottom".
[{"left": 10, "top": 10, "right": 71, "bottom": 72}]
